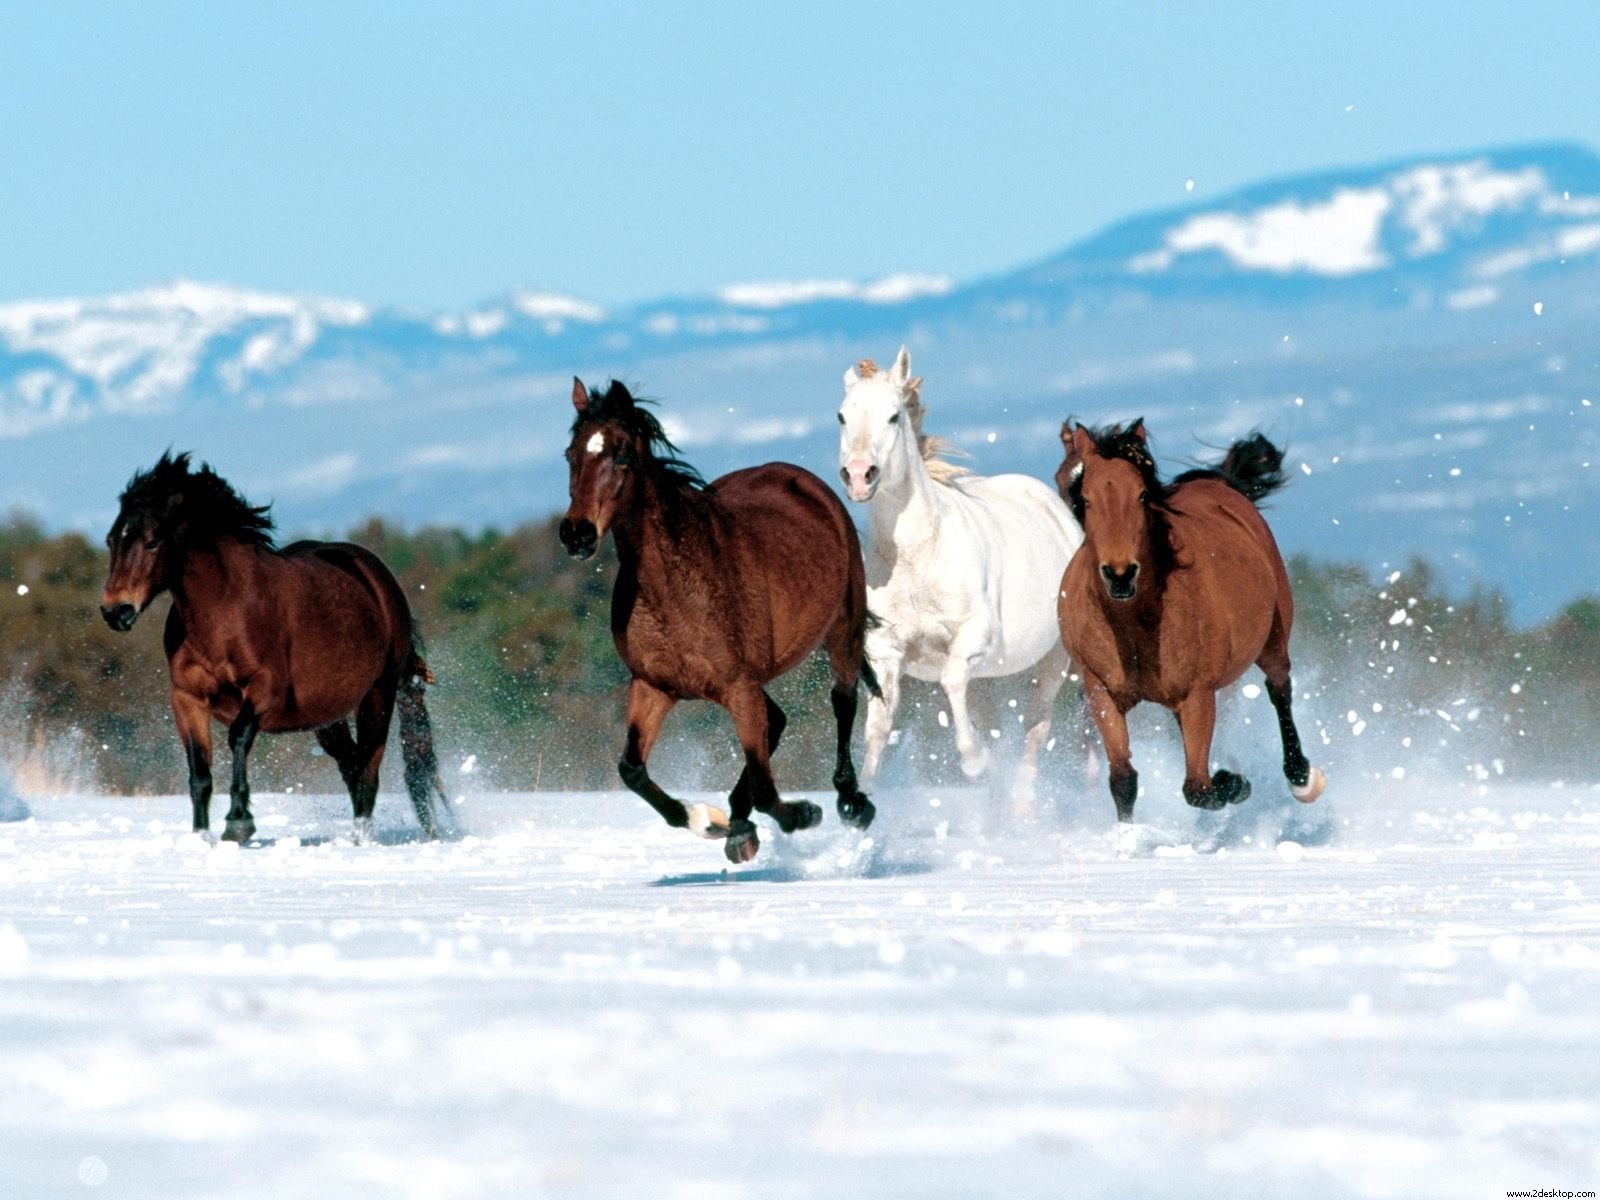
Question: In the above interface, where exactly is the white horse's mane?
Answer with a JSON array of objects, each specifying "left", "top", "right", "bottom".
[{"left": 854, "top": 358, "right": 969, "bottom": 486}]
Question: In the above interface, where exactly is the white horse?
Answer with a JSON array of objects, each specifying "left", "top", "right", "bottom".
[{"left": 837, "top": 346, "right": 1084, "bottom": 804}]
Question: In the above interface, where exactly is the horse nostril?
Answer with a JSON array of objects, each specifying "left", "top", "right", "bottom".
[
  {"left": 839, "top": 467, "right": 851, "bottom": 486},
  {"left": 101, "top": 603, "right": 138, "bottom": 632},
  {"left": 865, "top": 465, "right": 880, "bottom": 485}
]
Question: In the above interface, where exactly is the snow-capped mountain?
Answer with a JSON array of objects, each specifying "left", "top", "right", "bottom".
[{"left": 2, "top": 143, "right": 1596, "bottom": 619}]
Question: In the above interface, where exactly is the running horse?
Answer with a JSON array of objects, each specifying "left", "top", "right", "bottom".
[
  {"left": 100, "top": 452, "right": 448, "bottom": 841},
  {"left": 1055, "top": 421, "right": 1326, "bottom": 823},
  {"left": 560, "top": 379, "right": 878, "bottom": 864}
]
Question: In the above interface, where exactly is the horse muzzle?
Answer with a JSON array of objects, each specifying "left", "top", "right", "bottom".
[
  {"left": 559, "top": 517, "right": 599, "bottom": 560},
  {"left": 840, "top": 460, "right": 880, "bottom": 503},
  {"left": 1100, "top": 563, "right": 1140, "bottom": 602},
  {"left": 101, "top": 603, "right": 139, "bottom": 632}
]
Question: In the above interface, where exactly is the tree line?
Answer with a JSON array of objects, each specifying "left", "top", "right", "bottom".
[{"left": 2, "top": 514, "right": 1595, "bottom": 798}]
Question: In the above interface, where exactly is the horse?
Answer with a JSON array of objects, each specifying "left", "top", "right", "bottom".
[
  {"left": 1054, "top": 420, "right": 1326, "bottom": 824},
  {"left": 837, "top": 347, "right": 1084, "bottom": 806},
  {"left": 559, "top": 378, "right": 878, "bottom": 864},
  {"left": 99, "top": 452, "right": 448, "bottom": 842}
]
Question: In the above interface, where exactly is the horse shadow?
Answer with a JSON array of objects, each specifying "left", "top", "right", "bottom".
[
  {"left": 243, "top": 824, "right": 458, "bottom": 849},
  {"left": 650, "top": 855, "right": 937, "bottom": 887}
]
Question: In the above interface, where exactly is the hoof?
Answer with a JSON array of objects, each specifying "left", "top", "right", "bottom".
[
  {"left": 1291, "top": 766, "right": 1326, "bottom": 804},
  {"left": 351, "top": 817, "right": 374, "bottom": 845},
  {"left": 959, "top": 746, "right": 992, "bottom": 780},
  {"left": 837, "top": 792, "right": 876, "bottom": 830},
  {"left": 1183, "top": 788, "right": 1226, "bottom": 811},
  {"left": 686, "top": 802, "right": 731, "bottom": 839},
  {"left": 1214, "top": 770, "right": 1252, "bottom": 806},
  {"left": 724, "top": 820, "right": 760, "bottom": 864},
  {"left": 221, "top": 820, "right": 256, "bottom": 843},
  {"left": 775, "top": 800, "right": 822, "bottom": 834}
]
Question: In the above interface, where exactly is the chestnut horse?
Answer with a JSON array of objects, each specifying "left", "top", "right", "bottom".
[
  {"left": 560, "top": 379, "right": 878, "bottom": 864},
  {"left": 100, "top": 452, "right": 447, "bottom": 842},
  {"left": 1055, "top": 421, "right": 1325, "bottom": 824}
]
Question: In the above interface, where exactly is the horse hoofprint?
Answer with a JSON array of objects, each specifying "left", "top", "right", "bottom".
[{"left": 837, "top": 346, "right": 1084, "bottom": 806}]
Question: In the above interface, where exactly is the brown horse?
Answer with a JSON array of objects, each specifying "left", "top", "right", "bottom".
[
  {"left": 559, "top": 379, "right": 879, "bottom": 864},
  {"left": 1055, "top": 421, "right": 1326, "bottom": 824},
  {"left": 100, "top": 452, "right": 447, "bottom": 842}
]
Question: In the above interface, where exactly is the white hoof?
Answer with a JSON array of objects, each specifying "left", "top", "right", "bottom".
[
  {"left": 352, "top": 817, "right": 374, "bottom": 845},
  {"left": 1291, "top": 767, "right": 1326, "bottom": 804},
  {"left": 685, "top": 803, "right": 730, "bottom": 839},
  {"left": 960, "top": 746, "right": 991, "bottom": 780}
]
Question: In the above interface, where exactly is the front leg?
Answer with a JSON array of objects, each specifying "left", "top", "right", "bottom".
[
  {"left": 224, "top": 705, "right": 260, "bottom": 842},
  {"left": 1083, "top": 674, "right": 1138, "bottom": 823},
  {"left": 171, "top": 691, "right": 214, "bottom": 835},
  {"left": 941, "top": 618, "right": 997, "bottom": 780},
  {"left": 860, "top": 638, "right": 903, "bottom": 781}
]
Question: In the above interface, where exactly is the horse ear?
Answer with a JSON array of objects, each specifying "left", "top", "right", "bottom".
[
  {"left": 1071, "top": 423, "right": 1095, "bottom": 462},
  {"left": 1059, "top": 420, "right": 1075, "bottom": 448},
  {"left": 889, "top": 345, "right": 912, "bottom": 385},
  {"left": 844, "top": 365, "right": 859, "bottom": 388},
  {"left": 571, "top": 377, "right": 589, "bottom": 413},
  {"left": 1129, "top": 417, "right": 1147, "bottom": 443}
]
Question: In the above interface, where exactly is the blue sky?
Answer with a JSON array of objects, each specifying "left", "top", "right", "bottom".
[{"left": 3, "top": 1, "right": 1599, "bottom": 309}]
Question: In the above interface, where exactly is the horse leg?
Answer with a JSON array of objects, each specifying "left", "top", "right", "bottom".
[
  {"left": 1083, "top": 675, "right": 1138, "bottom": 823},
  {"left": 1011, "top": 642, "right": 1073, "bottom": 815},
  {"left": 347, "top": 683, "right": 396, "bottom": 844},
  {"left": 617, "top": 678, "right": 729, "bottom": 841},
  {"left": 221, "top": 705, "right": 260, "bottom": 842},
  {"left": 314, "top": 720, "right": 363, "bottom": 796},
  {"left": 860, "top": 642, "right": 902, "bottom": 782},
  {"left": 825, "top": 620, "right": 876, "bottom": 829},
  {"left": 942, "top": 619, "right": 996, "bottom": 779},
  {"left": 1259, "top": 620, "right": 1325, "bottom": 803},
  {"left": 1174, "top": 690, "right": 1251, "bottom": 810},
  {"left": 172, "top": 691, "right": 215, "bottom": 836},
  {"left": 725, "top": 683, "right": 821, "bottom": 864}
]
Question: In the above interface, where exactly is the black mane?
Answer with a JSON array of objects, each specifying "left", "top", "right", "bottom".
[
  {"left": 574, "top": 381, "right": 706, "bottom": 490},
  {"left": 118, "top": 451, "right": 277, "bottom": 549}
]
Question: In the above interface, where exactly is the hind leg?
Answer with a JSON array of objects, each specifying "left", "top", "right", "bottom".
[
  {"left": 824, "top": 622, "right": 875, "bottom": 829},
  {"left": 346, "top": 684, "right": 396, "bottom": 843},
  {"left": 617, "top": 678, "right": 729, "bottom": 840},
  {"left": 1259, "top": 619, "right": 1324, "bottom": 803},
  {"left": 1012, "top": 642, "right": 1072, "bottom": 815},
  {"left": 724, "top": 683, "right": 820, "bottom": 864},
  {"left": 1084, "top": 675, "right": 1139, "bottom": 823},
  {"left": 860, "top": 637, "right": 901, "bottom": 782},
  {"left": 1174, "top": 690, "right": 1250, "bottom": 810}
]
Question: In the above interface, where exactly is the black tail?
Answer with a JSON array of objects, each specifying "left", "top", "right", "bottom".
[
  {"left": 1212, "top": 433, "right": 1289, "bottom": 505},
  {"left": 397, "top": 649, "right": 448, "bottom": 838}
]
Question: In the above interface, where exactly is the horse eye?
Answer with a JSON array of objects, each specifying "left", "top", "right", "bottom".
[
  {"left": 145, "top": 536, "right": 163, "bottom": 550},
  {"left": 1138, "top": 490, "right": 1149, "bottom": 504},
  {"left": 837, "top": 411, "right": 846, "bottom": 425},
  {"left": 888, "top": 413, "right": 900, "bottom": 425}
]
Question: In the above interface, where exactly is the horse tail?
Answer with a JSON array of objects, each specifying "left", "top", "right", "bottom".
[
  {"left": 397, "top": 636, "right": 449, "bottom": 839},
  {"left": 1213, "top": 432, "right": 1289, "bottom": 505}
]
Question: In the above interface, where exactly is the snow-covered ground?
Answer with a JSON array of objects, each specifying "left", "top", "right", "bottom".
[{"left": 2, "top": 780, "right": 1598, "bottom": 1199}]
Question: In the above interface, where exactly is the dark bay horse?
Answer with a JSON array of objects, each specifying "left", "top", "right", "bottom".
[
  {"left": 100, "top": 452, "right": 447, "bottom": 842},
  {"left": 560, "top": 379, "right": 879, "bottom": 864},
  {"left": 1055, "top": 421, "right": 1326, "bottom": 824}
]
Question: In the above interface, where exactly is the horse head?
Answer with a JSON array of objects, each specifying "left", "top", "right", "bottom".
[
  {"left": 1060, "top": 420, "right": 1156, "bottom": 603},
  {"left": 102, "top": 451, "right": 272, "bottom": 631},
  {"left": 837, "top": 345, "right": 926, "bottom": 502}
]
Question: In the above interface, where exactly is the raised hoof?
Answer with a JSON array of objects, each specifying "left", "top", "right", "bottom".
[
  {"left": 775, "top": 800, "right": 822, "bottom": 834},
  {"left": 1183, "top": 787, "right": 1226, "bottom": 811},
  {"left": 221, "top": 820, "right": 256, "bottom": 843},
  {"left": 1291, "top": 766, "right": 1326, "bottom": 804},
  {"left": 837, "top": 792, "right": 876, "bottom": 830},
  {"left": 686, "top": 802, "right": 731, "bottom": 839},
  {"left": 724, "top": 820, "right": 760, "bottom": 864}
]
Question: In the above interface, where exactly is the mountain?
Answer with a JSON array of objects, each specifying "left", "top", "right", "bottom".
[{"left": 3, "top": 143, "right": 1597, "bottom": 621}]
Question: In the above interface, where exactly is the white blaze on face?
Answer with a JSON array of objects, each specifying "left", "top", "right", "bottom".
[{"left": 586, "top": 431, "right": 606, "bottom": 455}]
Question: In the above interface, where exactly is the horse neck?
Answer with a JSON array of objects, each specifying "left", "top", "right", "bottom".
[
  {"left": 170, "top": 537, "right": 268, "bottom": 623},
  {"left": 610, "top": 469, "right": 709, "bottom": 594},
  {"left": 867, "top": 432, "right": 945, "bottom": 550}
]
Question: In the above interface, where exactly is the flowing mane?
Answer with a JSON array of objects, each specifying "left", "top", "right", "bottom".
[
  {"left": 572, "top": 381, "right": 706, "bottom": 491},
  {"left": 854, "top": 357, "right": 969, "bottom": 485},
  {"left": 119, "top": 451, "right": 276, "bottom": 548}
]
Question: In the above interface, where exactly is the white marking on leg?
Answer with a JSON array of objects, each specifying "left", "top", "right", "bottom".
[
  {"left": 686, "top": 803, "right": 730, "bottom": 838},
  {"left": 1291, "top": 766, "right": 1326, "bottom": 804}
]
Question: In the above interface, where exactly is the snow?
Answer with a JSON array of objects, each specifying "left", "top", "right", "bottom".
[
  {"left": 1132, "top": 188, "right": 1394, "bottom": 276},
  {"left": 2, "top": 781, "right": 1597, "bottom": 1197},
  {"left": 717, "top": 274, "right": 953, "bottom": 309}
]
